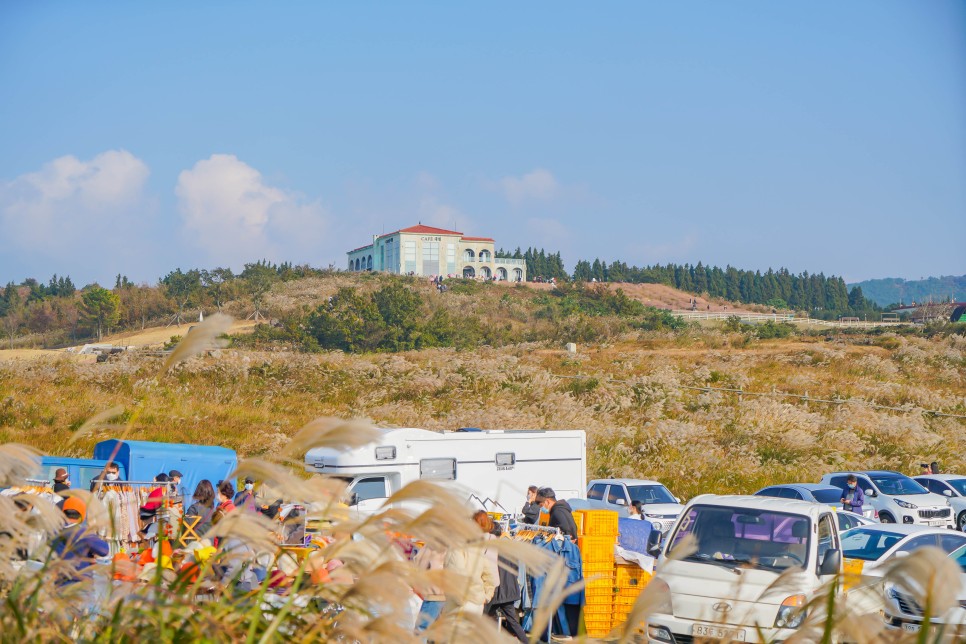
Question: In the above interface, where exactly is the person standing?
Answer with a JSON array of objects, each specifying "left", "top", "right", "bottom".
[
  {"left": 931, "top": 461, "right": 941, "bottom": 475},
  {"left": 536, "top": 487, "right": 578, "bottom": 540},
  {"left": 90, "top": 461, "right": 122, "bottom": 491},
  {"left": 521, "top": 485, "right": 540, "bottom": 524},
  {"left": 413, "top": 543, "right": 447, "bottom": 633},
  {"left": 485, "top": 523, "right": 527, "bottom": 643},
  {"left": 920, "top": 463, "right": 932, "bottom": 475},
  {"left": 444, "top": 512, "right": 498, "bottom": 616},
  {"left": 168, "top": 470, "right": 184, "bottom": 504},
  {"left": 50, "top": 497, "right": 110, "bottom": 586},
  {"left": 840, "top": 475, "right": 865, "bottom": 515},
  {"left": 53, "top": 468, "right": 70, "bottom": 495}
]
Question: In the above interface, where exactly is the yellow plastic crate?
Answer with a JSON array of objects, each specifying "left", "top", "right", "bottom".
[
  {"left": 574, "top": 509, "right": 620, "bottom": 536},
  {"left": 615, "top": 563, "right": 651, "bottom": 588},
  {"left": 613, "top": 593, "right": 640, "bottom": 607},
  {"left": 582, "top": 560, "right": 615, "bottom": 578},
  {"left": 573, "top": 511, "right": 584, "bottom": 536},
  {"left": 585, "top": 619, "right": 613, "bottom": 637},
  {"left": 578, "top": 535, "right": 617, "bottom": 562},
  {"left": 584, "top": 603, "right": 612, "bottom": 618}
]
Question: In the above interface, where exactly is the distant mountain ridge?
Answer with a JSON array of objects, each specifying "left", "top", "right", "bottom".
[{"left": 848, "top": 274, "right": 966, "bottom": 308}]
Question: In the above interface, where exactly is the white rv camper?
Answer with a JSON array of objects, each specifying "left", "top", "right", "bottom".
[{"left": 304, "top": 427, "right": 587, "bottom": 515}]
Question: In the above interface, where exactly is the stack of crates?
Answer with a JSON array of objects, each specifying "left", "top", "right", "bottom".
[
  {"left": 612, "top": 563, "right": 653, "bottom": 629},
  {"left": 574, "top": 509, "right": 619, "bottom": 638}
]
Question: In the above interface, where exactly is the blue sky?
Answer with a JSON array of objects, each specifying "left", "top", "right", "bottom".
[{"left": 1, "top": 1, "right": 963, "bottom": 286}]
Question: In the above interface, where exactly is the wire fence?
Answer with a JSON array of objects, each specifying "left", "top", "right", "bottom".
[{"left": 549, "top": 373, "right": 966, "bottom": 420}]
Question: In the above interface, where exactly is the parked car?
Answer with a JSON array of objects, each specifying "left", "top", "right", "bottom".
[
  {"left": 837, "top": 510, "right": 878, "bottom": 532},
  {"left": 913, "top": 474, "right": 966, "bottom": 531},
  {"left": 820, "top": 471, "right": 954, "bottom": 527},
  {"left": 882, "top": 542, "right": 966, "bottom": 635},
  {"left": 841, "top": 524, "right": 966, "bottom": 577},
  {"left": 587, "top": 478, "right": 683, "bottom": 533},
  {"left": 754, "top": 484, "right": 879, "bottom": 530},
  {"left": 645, "top": 495, "right": 843, "bottom": 643}
]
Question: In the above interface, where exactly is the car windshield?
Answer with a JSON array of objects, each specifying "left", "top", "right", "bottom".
[
  {"left": 947, "top": 479, "right": 966, "bottom": 496},
  {"left": 627, "top": 485, "right": 676, "bottom": 505},
  {"left": 811, "top": 489, "right": 842, "bottom": 504},
  {"left": 870, "top": 475, "right": 928, "bottom": 496},
  {"left": 949, "top": 545, "right": 966, "bottom": 573},
  {"left": 669, "top": 505, "right": 811, "bottom": 571},
  {"left": 841, "top": 528, "right": 905, "bottom": 561}
]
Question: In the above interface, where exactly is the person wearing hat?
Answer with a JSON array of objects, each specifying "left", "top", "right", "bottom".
[
  {"left": 53, "top": 468, "right": 70, "bottom": 495},
  {"left": 168, "top": 470, "right": 184, "bottom": 504},
  {"left": 233, "top": 477, "right": 258, "bottom": 513},
  {"left": 50, "top": 497, "right": 110, "bottom": 585}
]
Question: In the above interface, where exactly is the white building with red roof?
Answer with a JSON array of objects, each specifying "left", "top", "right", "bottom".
[{"left": 347, "top": 224, "right": 527, "bottom": 281}]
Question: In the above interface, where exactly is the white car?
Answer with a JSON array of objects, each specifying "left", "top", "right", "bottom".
[
  {"left": 841, "top": 524, "right": 966, "bottom": 577},
  {"left": 645, "top": 495, "right": 843, "bottom": 643},
  {"left": 587, "top": 478, "right": 684, "bottom": 533},
  {"left": 914, "top": 474, "right": 966, "bottom": 532},
  {"left": 820, "top": 471, "right": 954, "bottom": 528},
  {"left": 882, "top": 543, "right": 966, "bottom": 637}
]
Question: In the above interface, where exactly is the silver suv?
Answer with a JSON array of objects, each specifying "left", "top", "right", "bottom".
[{"left": 586, "top": 478, "right": 684, "bottom": 533}]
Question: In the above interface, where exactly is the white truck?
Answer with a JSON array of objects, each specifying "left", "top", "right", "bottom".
[
  {"left": 304, "top": 427, "right": 587, "bottom": 515},
  {"left": 645, "top": 495, "right": 844, "bottom": 643}
]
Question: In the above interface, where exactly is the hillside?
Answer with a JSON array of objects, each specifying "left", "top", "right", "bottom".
[
  {"left": 849, "top": 274, "right": 966, "bottom": 308},
  {"left": 1, "top": 309, "right": 963, "bottom": 500}
]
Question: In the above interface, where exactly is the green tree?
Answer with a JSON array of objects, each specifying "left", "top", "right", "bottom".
[
  {"left": 372, "top": 282, "right": 424, "bottom": 351},
  {"left": 161, "top": 269, "right": 202, "bottom": 325},
  {"left": 306, "top": 287, "right": 386, "bottom": 352},
  {"left": 81, "top": 286, "right": 121, "bottom": 341},
  {"left": 241, "top": 262, "right": 276, "bottom": 320}
]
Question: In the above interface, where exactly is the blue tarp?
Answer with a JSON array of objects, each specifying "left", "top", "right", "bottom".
[
  {"left": 93, "top": 440, "right": 237, "bottom": 500},
  {"left": 617, "top": 517, "right": 655, "bottom": 554}
]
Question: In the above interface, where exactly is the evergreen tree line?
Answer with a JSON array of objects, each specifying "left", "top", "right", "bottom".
[
  {"left": 571, "top": 259, "right": 879, "bottom": 318},
  {"left": 495, "top": 247, "right": 567, "bottom": 281}
]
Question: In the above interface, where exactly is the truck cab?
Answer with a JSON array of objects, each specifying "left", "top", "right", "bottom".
[{"left": 646, "top": 495, "right": 843, "bottom": 643}]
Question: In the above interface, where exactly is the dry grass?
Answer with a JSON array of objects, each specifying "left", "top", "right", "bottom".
[{"left": 0, "top": 323, "right": 963, "bottom": 499}]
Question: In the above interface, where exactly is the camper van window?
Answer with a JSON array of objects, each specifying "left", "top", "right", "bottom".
[
  {"left": 353, "top": 477, "right": 388, "bottom": 502},
  {"left": 495, "top": 452, "right": 515, "bottom": 467},
  {"left": 375, "top": 446, "right": 396, "bottom": 461},
  {"left": 420, "top": 458, "right": 457, "bottom": 480}
]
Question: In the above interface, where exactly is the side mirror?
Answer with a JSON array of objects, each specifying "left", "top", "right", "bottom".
[
  {"left": 674, "top": 497, "right": 681, "bottom": 504},
  {"left": 894, "top": 551, "right": 910, "bottom": 559},
  {"left": 865, "top": 489, "right": 875, "bottom": 498},
  {"left": 646, "top": 529, "right": 663, "bottom": 557},
  {"left": 615, "top": 498, "right": 626, "bottom": 506},
  {"left": 943, "top": 490, "right": 953, "bottom": 498},
  {"left": 349, "top": 493, "right": 360, "bottom": 506},
  {"left": 818, "top": 549, "right": 841, "bottom": 576}
]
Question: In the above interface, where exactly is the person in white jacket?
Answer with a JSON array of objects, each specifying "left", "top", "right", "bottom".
[{"left": 444, "top": 511, "right": 499, "bottom": 615}]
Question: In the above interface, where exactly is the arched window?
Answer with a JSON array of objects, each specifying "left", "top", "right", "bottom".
[
  {"left": 463, "top": 249, "right": 475, "bottom": 262},
  {"left": 367, "top": 256, "right": 373, "bottom": 271},
  {"left": 349, "top": 258, "right": 353, "bottom": 270},
  {"left": 480, "top": 266, "right": 492, "bottom": 279},
  {"left": 463, "top": 266, "right": 476, "bottom": 278},
  {"left": 496, "top": 267, "right": 508, "bottom": 281},
  {"left": 513, "top": 268, "right": 523, "bottom": 282},
  {"left": 355, "top": 258, "right": 361, "bottom": 271},
  {"left": 479, "top": 250, "right": 491, "bottom": 263}
]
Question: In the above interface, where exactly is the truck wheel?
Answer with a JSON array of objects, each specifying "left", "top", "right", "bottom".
[
  {"left": 958, "top": 512, "right": 966, "bottom": 532},
  {"left": 879, "top": 512, "right": 895, "bottom": 524}
]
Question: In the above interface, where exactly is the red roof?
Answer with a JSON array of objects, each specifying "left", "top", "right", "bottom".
[
  {"left": 398, "top": 224, "right": 464, "bottom": 236},
  {"left": 348, "top": 243, "right": 373, "bottom": 253},
  {"left": 460, "top": 236, "right": 495, "bottom": 242}
]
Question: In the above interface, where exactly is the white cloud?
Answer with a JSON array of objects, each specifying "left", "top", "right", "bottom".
[
  {"left": 415, "top": 172, "right": 472, "bottom": 231},
  {"left": 498, "top": 168, "right": 560, "bottom": 206},
  {"left": 0, "top": 150, "right": 154, "bottom": 281},
  {"left": 176, "top": 154, "right": 330, "bottom": 267}
]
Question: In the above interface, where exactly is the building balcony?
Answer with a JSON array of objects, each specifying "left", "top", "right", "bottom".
[{"left": 494, "top": 258, "right": 526, "bottom": 266}]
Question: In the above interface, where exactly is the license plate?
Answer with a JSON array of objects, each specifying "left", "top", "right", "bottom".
[
  {"left": 693, "top": 624, "right": 746, "bottom": 640},
  {"left": 927, "top": 520, "right": 944, "bottom": 527},
  {"left": 902, "top": 623, "right": 921, "bottom": 633}
]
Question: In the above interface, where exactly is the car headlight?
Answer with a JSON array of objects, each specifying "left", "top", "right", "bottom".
[
  {"left": 775, "top": 594, "right": 807, "bottom": 629},
  {"left": 646, "top": 625, "right": 673, "bottom": 643},
  {"left": 884, "top": 582, "right": 900, "bottom": 601},
  {"left": 895, "top": 499, "right": 918, "bottom": 509}
]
